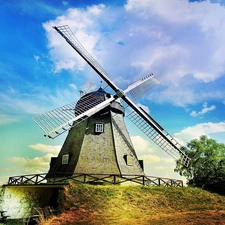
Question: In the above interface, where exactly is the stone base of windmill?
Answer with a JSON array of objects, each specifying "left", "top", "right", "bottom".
[{"left": 0, "top": 185, "right": 63, "bottom": 219}]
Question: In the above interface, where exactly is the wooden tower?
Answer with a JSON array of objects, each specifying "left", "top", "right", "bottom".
[{"left": 46, "top": 87, "right": 144, "bottom": 179}]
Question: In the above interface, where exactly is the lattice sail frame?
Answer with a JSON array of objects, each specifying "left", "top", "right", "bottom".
[
  {"left": 54, "top": 25, "right": 110, "bottom": 78},
  {"left": 127, "top": 110, "right": 189, "bottom": 167},
  {"left": 33, "top": 94, "right": 113, "bottom": 139},
  {"left": 127, "top": 73, "right": 160, "bottom": 101}
]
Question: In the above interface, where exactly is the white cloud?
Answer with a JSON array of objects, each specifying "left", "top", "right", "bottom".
[
  {"left": 42, "top": 0, "right": 225, "bottom": 106},
  {"left": 161, "top": 157, "right": 174, "bottom": 163},
  {"left": 154, "top": 165, "right": 174, "bottom": 171},
  {"left": 125, "top": 0, "right": 225, "bottom": 31},
  {"left": 131, "top": 135, "right": 154, "bottom": 153},
  {"left": 190, "top": 102, "right": 216, "bottom": 117},
  {"left": 34, "top": 55, "right": 40, "bottom": 61},
  {"left": 42, "top": 4, "right": 105, "bottom": 73},
  {"left": 175, "top": 121, "right": 225, "bottom": 144},
  {"left": 0, "top": 176, "right": 10, "bottom": 185},
  {"left": 0, "top": 93, "right": 47, "bottom": 115},
  {"left": 28, "top": 143, "right": 61, "bottom": 154},
  {"left": 153, "top": 165, "right": 180, "bottom": 180},
  {"left": 69, "top": 83, "right": 77, "bottom": 90},
  {"left": 139, "top": 154, "right": 175, "bottom": 164},
  {"left": 0, "top": 85, "right": 78, "bottom": 118},
  {"left": 139, "top": 154, "right": 160, "bottom": 164},
  {"left": 8, "top": 153, "right": 54, "bottom": 174},
  {"left": 0, "top": 114, "right": 21, "bottom": 125},
  {"left": 154, "top": 166, "right": 164, "bottom": 171},
  {"left": 149, "top": 85, "right": 196, "bottom": 107},
  {"left": 63, "top": 1, "right": 68, "bottom": 6},
  {"left": 2, "top": 145, "right": 60, "bottom": 178}
]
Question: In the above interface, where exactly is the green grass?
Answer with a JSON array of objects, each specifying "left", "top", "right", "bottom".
[
  {"left": 7, "top": 183, "right": 225, "bottom": 224},
  {"left": 44, "top": 183, "right": 225, "bottom": 225},
  {"left": 2, "top": 219, "right": 23, "bottom": 225}
]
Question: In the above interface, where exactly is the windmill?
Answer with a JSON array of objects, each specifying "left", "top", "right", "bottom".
[{"left": 33, "top": 25, "right": 190, "bottom": 182}]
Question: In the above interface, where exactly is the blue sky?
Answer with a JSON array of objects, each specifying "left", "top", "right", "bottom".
[{"left": 1, "top": 0, "right": 225, "bottom": 184}]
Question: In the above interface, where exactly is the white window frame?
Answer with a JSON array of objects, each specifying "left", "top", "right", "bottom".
[
  {"left": 62, "top": 154, "right": 69, "bottom": 165},
  {"left": 95, "top": 123, "right": 104, "bottom": 133}
]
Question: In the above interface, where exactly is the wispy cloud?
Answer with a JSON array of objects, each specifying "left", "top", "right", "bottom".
[
  {"left": 0, "top": 85, "right": 79, "bottom": 126},
  {"left": 69, "top": 83, "right": 78, "bottom": 91},
  {"left": 139, "top": 154, "right": 160, "bottom": 164},
  {"left": 0, "top": 114, "right": 21, "bottom": 125},
  {"left": 8, "top": 154, "right": 53, "bottom": 174},
  {"left": 28, "top": 143, "right": 61, "bottom": 154},
  {"left": 190, "top": 102, "right": 216, "bottom": 117},
  {"left": 34, "top": 55, "right": 40, "bottom": 61},
  {"left": 63, "top": 1, "right": 68, "bottom": 6},
  {"left": 139, "top": 154, "right": 174, "bottom": 164},
  {"left": 2, "top": 144, "right": 60, "bottom": 178}
]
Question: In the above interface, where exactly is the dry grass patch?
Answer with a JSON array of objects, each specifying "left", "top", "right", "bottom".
[{"left": 43, "top": 183, "right": 225, "bottom": 225}]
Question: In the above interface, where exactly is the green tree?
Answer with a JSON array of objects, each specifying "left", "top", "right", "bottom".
[{"left": 175, "top": 135, "right": 225, "bottom": 195}]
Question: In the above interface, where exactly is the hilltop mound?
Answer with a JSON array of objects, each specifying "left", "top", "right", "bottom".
[{"left": 43, "top": 183, "right": 225, "bottom": 225}]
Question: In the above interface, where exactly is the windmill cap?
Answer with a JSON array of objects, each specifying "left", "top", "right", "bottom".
[{"left": 75, "top": 87, "right": 124, "bottom": 116}]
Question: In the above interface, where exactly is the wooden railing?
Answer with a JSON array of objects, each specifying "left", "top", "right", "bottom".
[{"left": 6, "top": 173, "right": 183, "bottom": 187}]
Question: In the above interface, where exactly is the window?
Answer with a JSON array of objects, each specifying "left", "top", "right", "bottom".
[
  {"left": 62, "top": 154, "right": 69, "bottom": 165},
  {"left": 123, "top": 154, "right": 133, "bottom": 166},
  {"left": 95, "top": 123, "right": 104, "bottom": 133}
]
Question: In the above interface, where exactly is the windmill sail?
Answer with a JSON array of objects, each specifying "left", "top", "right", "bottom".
[
  {"left": 50, "top": 25, "right": 190, "bottom": 167},
  {"left": 127, "top": 109, "right": 189, "bottom": 167},
  {"left": 81, "top": 81, "right": 97, "bottom": 95},
  {"left": 53, "top": 26, "right": 111, "bottom": 79},
  {"left": 33, "top": 93, "right": 115, "bottom": 138},
  {"left": 53, "top": 25, "right": 119, "bottom": 93},
  {"left": 33, "top": 102, "right": 76, "bottom": 138},
  {"left": 125, "top": 73, "right": 160, "bottom": 101}
]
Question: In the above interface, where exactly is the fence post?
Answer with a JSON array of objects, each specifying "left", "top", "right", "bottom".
[{"left": 113, "top": 175, "right": 116, "bottom": 184}]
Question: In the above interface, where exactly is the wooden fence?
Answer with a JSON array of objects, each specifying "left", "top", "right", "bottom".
[{"left": 6, "top": 173, "right": 183, "bottom": 187}]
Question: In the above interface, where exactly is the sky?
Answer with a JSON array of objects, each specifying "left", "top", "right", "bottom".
[{"left": 1, "top": 0, "right": 225, "bottom": 185}]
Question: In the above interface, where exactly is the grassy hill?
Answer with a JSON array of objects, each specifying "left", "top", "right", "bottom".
[{"left": 38, "top": 182, "right": 225, "bottom": 225}]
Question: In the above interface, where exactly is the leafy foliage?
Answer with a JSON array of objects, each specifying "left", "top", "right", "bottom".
[{"left": 175, "top": 135, "right": 225, "bottom": 195}]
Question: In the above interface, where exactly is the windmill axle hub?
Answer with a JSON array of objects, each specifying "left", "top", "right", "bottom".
[{"left": 116, "top": 89, "right": 126, "bottom": 98}]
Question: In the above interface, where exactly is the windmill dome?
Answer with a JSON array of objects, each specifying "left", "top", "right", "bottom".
[{"left": 75, "top": 87, "right": 125, "bottom": 116}]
